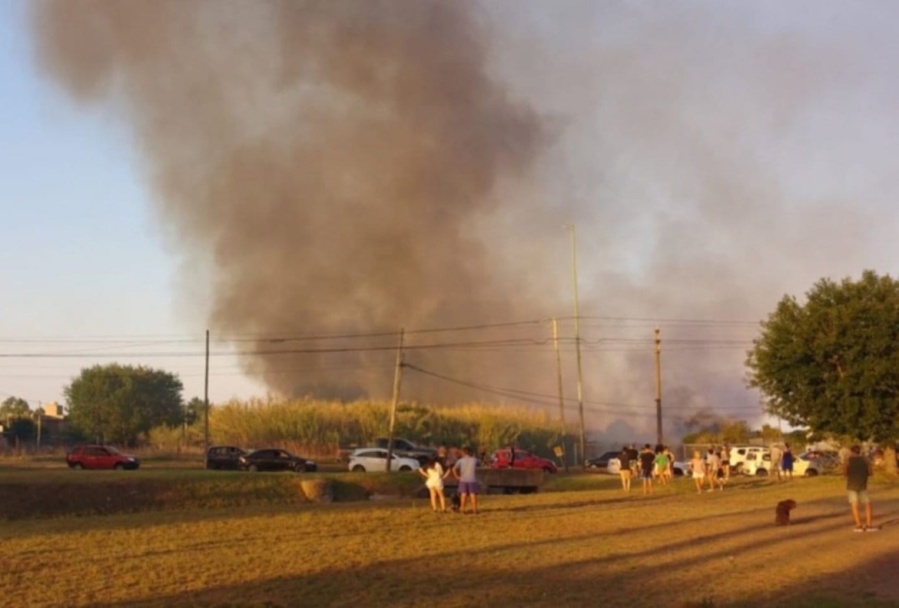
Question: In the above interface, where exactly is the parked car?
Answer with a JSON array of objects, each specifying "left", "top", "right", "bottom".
[
  {"left": 372, "top": 438, "right": 437, "bottom": 464},
  {"left": 586, "top": 451, "right": 622, "bottom": 474},
  {"left": 66, "top": 445, "right": 140, "bottom": 470},
  {"left": 670, "top": 460, "right": 689, "bottom": 477},
  {"left": 729, "top": 445, "right": 768, "bottom": 474},
  {"left": 754, "top": 451, "right": 836, "bottom": 477},
  {"left": 347, "top": 448, "right": 421, "bottom": 472},
  {"left": 238, "top": 448, "right": 317, "bottom": 473},
  {"left": 205, "top": 445, "right": 247, "bottom": 470},
  {"left": 490, "top": 448, "right": 558, "bottom": 473},
  {"left": 742, "top": 450, "right": 772, "bottom": 476}
]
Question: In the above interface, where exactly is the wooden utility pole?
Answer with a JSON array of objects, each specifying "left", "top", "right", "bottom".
[
  {"left": 204, "top": 329, "right": 210, "bottom": 452},
  {"left": 385, "top": 329, "right": 405, "bottom": 472},
  {"left": 552, "top": 318, "right": 568, "bottom": 472},
  {"left": 654, "top": 327, "right": 663, "bottom": 445}
]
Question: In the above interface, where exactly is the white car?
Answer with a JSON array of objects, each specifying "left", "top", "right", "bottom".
[
  {"left": 347, "top": 448, "right": 421, "bottom": 473},
  {"left": 729, "top": 445, "right": 768, "bottom": 474}
]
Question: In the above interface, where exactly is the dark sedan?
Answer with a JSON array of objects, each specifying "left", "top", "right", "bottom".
[
  {"left": 238, "top": 448, "right": 317, "bottom": 473},
  {"left": 585, "top": 450, "right": 622, "bottom": 470},
  {"left": 205, "top": 445, "right": 246, "bottom": 470}
]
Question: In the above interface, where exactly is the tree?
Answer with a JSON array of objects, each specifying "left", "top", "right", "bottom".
[
  {"left": 65, "top": 364, "right": 184, "bottom": 445},
  {"left": 184, "top": 397, "right": 206, "bottom": 426},
  {"left": 1, "top": 396, "right": 30, "bottom": 419},
  {"left": 746, "top": 270, "right": 899, "bottom": 475}
]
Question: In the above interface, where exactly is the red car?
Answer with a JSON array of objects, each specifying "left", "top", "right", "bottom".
[
  {"left": 490, "top": 448, "right": 558, "bottom": 473},
  {"left": 66, "top": 445, "right": 140, "bottom": 470}
]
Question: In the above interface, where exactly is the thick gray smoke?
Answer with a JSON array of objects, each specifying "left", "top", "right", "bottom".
[
  {"left": 33, "top": 1, "right": 899, "bottom": 441},
  {"left": 32, "top": 0, "right": 552, "bottom": 400}
]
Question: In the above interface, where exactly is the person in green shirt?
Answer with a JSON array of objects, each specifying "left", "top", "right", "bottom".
[{"left": 654, "top": 446, "right": 670, "bottom": 486}]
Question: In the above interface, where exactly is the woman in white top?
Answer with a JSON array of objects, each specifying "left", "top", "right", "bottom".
[{"left": 419, "top": 456, "right": 447, "bottom": 512}]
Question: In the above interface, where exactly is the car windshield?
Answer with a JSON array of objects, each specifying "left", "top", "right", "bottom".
[{"left": 105, "top": 446, "right": 121, "bottom": 455}]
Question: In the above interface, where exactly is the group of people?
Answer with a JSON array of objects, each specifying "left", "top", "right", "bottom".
[
  {"left": 418, "top": 446, "right": 480, "bottom": 514},
  {"left": 767, "top": 443, "right": 796, "bottom": 480},
  {"left": 689, "top": 445, "right": 731, "bottom": 493},
  {"left": 616, "top": 444, "right": 679, "bottom": 494}
]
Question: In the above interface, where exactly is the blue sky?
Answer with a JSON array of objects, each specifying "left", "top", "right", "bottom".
[
  {"left": 3, "top": 1, "right": 899, "bottom": 439},
  {"left": 0, "top": 0, "right": 264, "bottom": 406}
]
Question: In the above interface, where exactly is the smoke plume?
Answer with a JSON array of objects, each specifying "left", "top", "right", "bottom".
[
  {"left": 33, "top": 1, "right": 899, "bottom": 441},
  {"left": 32, "top": 0, "right": 551, "bottom": 400}
]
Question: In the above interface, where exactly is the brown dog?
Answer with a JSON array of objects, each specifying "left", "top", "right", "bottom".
[{"left": 775, "top": 499, "right": 797, "bottom": 525}]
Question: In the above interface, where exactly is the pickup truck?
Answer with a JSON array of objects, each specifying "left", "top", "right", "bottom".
[{"left": 373, "top": 438, "right": 437, "bottom": 464}]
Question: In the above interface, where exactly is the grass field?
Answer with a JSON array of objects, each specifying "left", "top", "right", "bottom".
[{"left": 2, "top": 469, "right": 898, "bottom": 607}]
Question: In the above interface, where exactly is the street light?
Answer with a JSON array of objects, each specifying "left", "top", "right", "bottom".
[{"left": 564, "top": 224, "right": 587, "bottom": 469}]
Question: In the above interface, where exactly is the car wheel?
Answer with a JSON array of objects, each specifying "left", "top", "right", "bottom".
[
  {"left": 732, "top": 463, "right": 743, "bottom": 475},
  {"left": 805, "top": 469, "right": 818, "bottom": 477},
  {"left": 756, "top": 469, "right": 768, "bottom": 476},
  {"left": 114, "top": 463, "right": 125, "bottom": 470},
  {"left": 399, "top": 465, "right": 412, "bottom": 472},
  {"left": 72, "top": 463, "right": 84, "bottom": 470},
  {"left": 248, "top": 464, "right": 258, "bottom": 472},
  {"left": 542, "top": 467, "right": 554, "bottom": 474},
  {"left": 352, "top": 465, "right": 366, "bottom": 472}
]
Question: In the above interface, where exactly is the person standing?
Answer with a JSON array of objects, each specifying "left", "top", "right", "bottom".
[
  {"left": 769, "top": 444, "right": 783, "bottom": 481},
  {"left": 664, "top": 445, "right": 676, "bottom": 480},
  {"left": 436, "top": 443, "right": 448, "bottom": 470},
  {"left": 781, "top": 443, "right": 795, "bottom": 480},
  {"left": 627, "top": 444, "right": 639, "bottom": 476},
  {"left": 452, "top": 446, "right": 480, "bottom": 514},
  {"left": 706, "top": 448, "right": 722, "bottom": 491},
  {"left": 618, "top": 445, "right": 633, "bottom": 492},
  {"left": 690, "top": 450, "right": 706, "bottom": 494},
  {"left": 844, "top": 445, "right": 875, "bottom": 532},
  {"left": 419, "top": 456, "right": 447, "bottom": 512},
  {"left": 639, "top": 444, "right": 655, "bottom": 495},
  {"left": 654, "top": 445, "right": 671, "bottom": 486},
  {"left": 720, "top": 444, "right": 731, "bottom": 483}
]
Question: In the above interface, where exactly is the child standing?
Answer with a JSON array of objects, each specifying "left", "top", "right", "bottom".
[{"left": 419, "top": 456, "right": 447, "bottom": 512}]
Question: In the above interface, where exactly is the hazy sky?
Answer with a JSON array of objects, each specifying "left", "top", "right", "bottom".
[{"left": 3, "top": 0, "right": 899, "bottom": 440}]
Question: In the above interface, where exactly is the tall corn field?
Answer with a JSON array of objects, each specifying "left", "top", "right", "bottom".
[{"left": 150, "top": 397, "right": 568, "bottom": 459}]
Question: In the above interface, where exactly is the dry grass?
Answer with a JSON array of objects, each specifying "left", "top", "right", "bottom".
[{"left": 2, "top": 473, "right": 898, "bottom": 607}]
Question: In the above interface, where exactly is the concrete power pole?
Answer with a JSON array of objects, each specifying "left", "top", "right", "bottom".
[
  {"left": 204, "top": 329, "right": 210, "bottom": 452},
  {"left": 386, "top": 329, "right": 405, "bottom": 473},
  {"left": 564, "top": 224, "right": 587, "bottom": 469},
  {"left": 655, "top": 327, "right": 663, "bottom": 445},
  {"left": 552, "top": 318, "right": 568, "bottom": 472}
]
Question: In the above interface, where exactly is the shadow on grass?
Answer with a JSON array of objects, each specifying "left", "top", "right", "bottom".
[{"left": 14, "top": 475, "right": 894, "bottom": 608}]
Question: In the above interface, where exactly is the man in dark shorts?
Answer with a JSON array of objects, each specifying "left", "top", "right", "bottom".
[
  {"left": 452, "top": 446, "right": 480, "bottom": 514},
  {"left": 844, "top": 445, "right": 875, "bottom": 531},
  {"left": 639, "top": 444, "right": 655, "bottom": 495}
]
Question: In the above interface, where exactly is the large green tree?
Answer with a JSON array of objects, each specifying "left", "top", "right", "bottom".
[
  {"left": 65, "top": 364, "right": 184, "bottom": 445},
  {"left": 746, "top": 270, "right": 899, "bottom": 473}
]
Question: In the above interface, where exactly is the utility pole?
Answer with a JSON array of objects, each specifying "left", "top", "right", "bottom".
[
  {"left": 386, "top": 328, "right": 405, "bottom": 473},
  {"left": 204, "top": 329, "right": 210, "bottom": 452},
  {"left": 36, "top": 403, "right": 42, "bottom": 451},
  {"left": 565, "top": 224, "right": 587, "bottom": 469},
  {"left": 654, "top": 327, "right": 663, "bottom": 445},
  {"left": 552, "top": 318, "right": 568, "bottom": 472}
]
